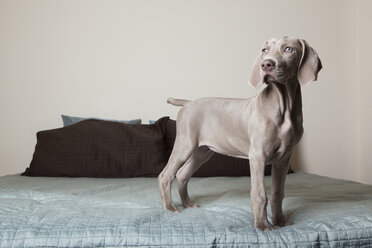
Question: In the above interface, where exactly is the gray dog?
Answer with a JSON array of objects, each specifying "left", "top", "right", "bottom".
[{"left": 158, "top": 37, "right": 322, "bottom": 231}]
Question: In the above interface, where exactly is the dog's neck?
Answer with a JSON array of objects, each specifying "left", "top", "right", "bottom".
[
  {"left": 260, "top": 78, "right": 303, "bottom": 127},
  {"left": 273, "top": 79, "right": 301, "bottom": 113}
]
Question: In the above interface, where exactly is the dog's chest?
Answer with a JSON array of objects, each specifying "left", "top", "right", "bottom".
[
  {"left": 279, "top": 113, "right": 293, "bottom": 137},
  {"left": 269, "top": 113, "right": 300, "bottom": 162}
]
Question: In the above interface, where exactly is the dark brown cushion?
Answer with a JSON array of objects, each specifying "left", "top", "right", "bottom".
[
  {"left": 164, "top": 119, "right": 292, "bottom": 176},
  {"left": 22, "top": 117, "right": 169, "bottom": 178}
]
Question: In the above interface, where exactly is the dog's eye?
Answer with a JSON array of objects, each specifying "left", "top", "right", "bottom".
[
  {"left": 262, "top": 48, "right": 269, "bottom": 53},
  {"left": 284, "top": 47, "right": 293, "bottom": 53}
]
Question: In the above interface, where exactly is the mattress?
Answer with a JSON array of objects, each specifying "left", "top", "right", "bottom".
[{"left": 0, "top": 172, "right": 371, "bottom": 247}]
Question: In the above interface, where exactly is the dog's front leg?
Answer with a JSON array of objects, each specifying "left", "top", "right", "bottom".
[
  {"left": 271, "top": 159, "right": 291, "bottom": 227},
  {"left": 250, "top": 156, "right": 273, "bottom": 231}
]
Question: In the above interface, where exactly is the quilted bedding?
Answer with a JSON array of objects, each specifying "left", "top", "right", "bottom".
[{"left": 0, "top": 172, "right": 372, "bottom": 248}]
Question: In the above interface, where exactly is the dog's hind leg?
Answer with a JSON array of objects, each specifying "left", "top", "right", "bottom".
[
  {"left": 176, "top": 146, "right": 214, "bottom": 208},
  {"left": 158, "top": 137, "right": 196, "bottom": 212}
]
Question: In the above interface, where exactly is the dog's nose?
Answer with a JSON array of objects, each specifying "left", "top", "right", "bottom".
[{"left": 261, "top": 59, "right": 275, "bottom": 71}]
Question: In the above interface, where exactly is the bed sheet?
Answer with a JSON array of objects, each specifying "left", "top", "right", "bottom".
[{"left": 0, "top": 172, "right": 372, "bottom": 247}]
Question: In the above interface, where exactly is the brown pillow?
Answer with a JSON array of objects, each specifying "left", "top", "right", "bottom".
[
  {"left": 22, "top": 117, "right": 169, "bottom": 178},
  {"left": 164, "top": 119, "right": 292, "bottom": 176}
]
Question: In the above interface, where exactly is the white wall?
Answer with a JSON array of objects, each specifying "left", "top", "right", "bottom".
[
  {"left": 0, "top": 0, "right": 370, "bottom": 183},
  {"left": 357, "top": 0, "right": 372, "bottom": 184}
]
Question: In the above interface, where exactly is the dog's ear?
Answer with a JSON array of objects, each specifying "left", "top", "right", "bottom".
[
  {"left": 297, "top": 39, "right": 322, "bottom": 85},
  {"left": 248, "top": 55, "right": 264, "bottom": 88}
]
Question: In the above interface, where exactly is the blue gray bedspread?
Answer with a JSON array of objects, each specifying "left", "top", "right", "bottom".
[{"left": 0, "top": 172, "right": 371, "bottom": 247}]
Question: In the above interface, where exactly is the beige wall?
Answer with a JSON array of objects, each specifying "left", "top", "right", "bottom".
[
  {"left": 357, "top": 0, "right": 372, "bottom": 184},
  {"left": 0, "top": 0, "right": 370, "bottom": 183}
]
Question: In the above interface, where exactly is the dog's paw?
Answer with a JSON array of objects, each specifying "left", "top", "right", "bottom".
[
  {"left": 272, "top": 215, "right": 292, "bottom": 227},
  {"left": 164, "top": 204, "right": 180, "bottom": 213},
  {"left": 182, "top": 200, "right": 199, "bottom": 208},
  {"left": 254, "top": 220, "right": 274, "bottom": 231}
]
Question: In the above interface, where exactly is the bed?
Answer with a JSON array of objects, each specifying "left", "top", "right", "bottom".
[{"left": 1, "top": 172, "right": 372, "bottom": 247}]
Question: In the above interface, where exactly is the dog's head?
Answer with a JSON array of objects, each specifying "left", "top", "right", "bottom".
[{"left": 249, "top": 37, "right": 322, "bottom": 88}]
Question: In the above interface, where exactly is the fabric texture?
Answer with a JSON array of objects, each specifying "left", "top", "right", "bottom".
[
  {"left": 24, "top": 116, "right": 291, "bottom": 178},
  {"left": 0, "top": 173, "right": 371, "bottom": 247},
  {"left": 22, "top": 117, "right": 169, "bottom": 178},
  {"left": 61, "top": 114, "right": 141, "bottom": 127}
]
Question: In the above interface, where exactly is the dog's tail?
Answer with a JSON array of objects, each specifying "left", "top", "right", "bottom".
[{"left": 167, "top": 98, "right": 190, "bottom": 107}]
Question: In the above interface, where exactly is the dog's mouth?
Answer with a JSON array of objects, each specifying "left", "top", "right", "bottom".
[
  {"left": 263, "top": 73, "right": 278, "bottom": 84},
  {"left": 263, "top": 70, "right": 285, "bottom": 84}
]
